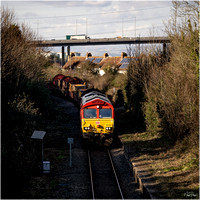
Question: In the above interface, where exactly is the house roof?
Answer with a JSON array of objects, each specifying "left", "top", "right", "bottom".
[
  {"left": 62, "top": 53, "right": 135, "bottom": 71},
  {"left": 100, "top": 56, "right": 122, "bottom": 69},
  {"left": 63, "top": 56, "right": 86, "bottom": 69}
]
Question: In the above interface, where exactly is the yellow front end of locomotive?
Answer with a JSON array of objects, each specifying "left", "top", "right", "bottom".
[{"left": 82, "top": 119, "right": 114, "bottom": 136}]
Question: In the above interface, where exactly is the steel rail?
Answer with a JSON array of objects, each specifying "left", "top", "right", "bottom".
[
  {"left": 88, "top": 150, "right": 95, "bottom": 200},
  {"left": 107, "top": 149, "right": 124, "bottom": 200}
]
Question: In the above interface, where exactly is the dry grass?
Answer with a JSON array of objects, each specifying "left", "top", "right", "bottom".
[
  {"left": 43, "top": 64, "right": 62, "bottom": 80},
  {"left": 119, "top": 131, "right": 199, "bottom": 199}
]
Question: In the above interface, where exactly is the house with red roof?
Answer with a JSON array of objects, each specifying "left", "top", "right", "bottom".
[{"left": 62, "top": 52, "right": 132, "bottom": 75}]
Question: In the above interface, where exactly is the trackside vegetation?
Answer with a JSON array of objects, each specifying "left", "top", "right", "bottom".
[
  {"left": 126, "top": 0, "right": 199, "bottom": 146},
  {"left": 1, "top": 1, "right": 199, "bottom": 199},
  {"left": 121, "top": 1, "right": 199, "bottom": 198},
  {"left": 1, "top": 7, "right": 53, "bottom": 198}
]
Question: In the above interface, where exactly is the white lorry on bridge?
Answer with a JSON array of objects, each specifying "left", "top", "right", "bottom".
[{"left": 66, "top": 34, "right": 89, "bottom": 40}]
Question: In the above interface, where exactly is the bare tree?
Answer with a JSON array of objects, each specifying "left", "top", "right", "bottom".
[
  {"left": 124, "top": 1, "right": 199, "bottom": 140},
  {"left": 1, "top": 7, "right": 49, "bottom": 99}
]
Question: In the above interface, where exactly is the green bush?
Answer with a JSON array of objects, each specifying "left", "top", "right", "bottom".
[
  {"left": 8, "top": 92, "right": 40, "bottom": 115},
  {"left": 24, "top": 81, "right": 53, "bottom": 114},
  {"left": 125, "top": 1, "right": 199, "bottom": 143},
  {"left": 144, "top": 99, "right": 160, "bottom": 135}
]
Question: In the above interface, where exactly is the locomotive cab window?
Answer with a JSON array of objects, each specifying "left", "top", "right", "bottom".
[
  {"left": 99, "top": 109, "right": 112, "bottom": 118},
  {"left": 84, "top": 109, "right": 97, "bottom": 118}
]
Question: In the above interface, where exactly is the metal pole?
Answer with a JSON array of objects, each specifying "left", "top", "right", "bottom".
[
  {"left": 76, "top": 19, "right": 77, "bottom": 35},
  {"left": 86, "top": 17, "right": 88, "bottom": 36},
  {"left": 62, "top": 46, "right": 65, "bottom": 66},
  {"left": 88, "top": 150, "right": 95, "bottom": 199},
  {"left": 67, "top": 46, "right": 70, "bottom": 62},
  {"left": 42, "top": 139, "right": 44, "bottom": 164},
  {"left": 68, "top": 138, "right": 74, "bottom": 167},
  {"left": 122, "top": 18, "right": 124, "bottom": 37},
  {"left": 69, "top": 143, "right": 72, "bottom": 167},
  {"left": 163, "top": 43, "right": 166, "bottom": 58},
  {"left": 37, "top": 19, "right": 39, "bottom": 36},
  {"left": 135, "top": 17, "right": 136, "bottom": 37}
]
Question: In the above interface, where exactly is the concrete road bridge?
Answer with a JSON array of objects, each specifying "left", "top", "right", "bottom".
[{"left": 35, "top": 36, "right": 170, "bottom": 66}]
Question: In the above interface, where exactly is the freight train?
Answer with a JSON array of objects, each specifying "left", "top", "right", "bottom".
[
  {"left": 50, "top": 74, "right": 115, "bottom": 145},
  {"left": 51, "top": 74, "right": 87, "bottom": 102}
]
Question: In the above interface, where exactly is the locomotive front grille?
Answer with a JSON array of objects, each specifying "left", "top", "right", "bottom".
[{"left": 82, "top": 119, "right": 114, "bottom": 134}]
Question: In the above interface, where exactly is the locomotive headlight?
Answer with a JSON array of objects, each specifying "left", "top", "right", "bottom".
[
  {"left": 84, "top": 127, "right": 90, "bottom": 130},
  {"left": 106, "top": 127, "right": 112, "bottom": 130}
]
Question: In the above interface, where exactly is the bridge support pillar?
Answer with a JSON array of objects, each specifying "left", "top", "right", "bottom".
[
  {"left": 67, "top": 46, "right": 70, "bottom": 62},
  {"left": 163, "top": 43, "right": 166, "bottom": 58},
  {"left": 61, "top": 46, "right": 65, "bottom": 66}
]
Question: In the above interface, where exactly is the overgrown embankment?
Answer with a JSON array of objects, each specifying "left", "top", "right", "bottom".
[
  {"left": 126, "top": 0, "right": 199, "bottom": 152},
  {"left": 1, "top": 8, "right": 54, "bottom": 198},
  {"left": 118, "top": 1, "right": 199, "bottom": 198}
]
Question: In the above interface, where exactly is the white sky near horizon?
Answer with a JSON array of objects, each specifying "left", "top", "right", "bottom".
[{"left": 2, "top": 0, "right": 173, "bottom": 56}]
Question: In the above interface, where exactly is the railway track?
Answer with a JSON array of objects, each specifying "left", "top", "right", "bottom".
[{"left": 88, "top": 148, "right": 124, "bottom": 199}]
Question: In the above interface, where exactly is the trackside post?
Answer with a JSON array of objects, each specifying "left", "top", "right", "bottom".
[{"left": 68, "top": 138, "right": 74, "bottom": 167}]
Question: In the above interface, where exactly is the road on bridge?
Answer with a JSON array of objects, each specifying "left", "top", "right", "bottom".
[{"left": 35, "top": 36, "right": 170, "bottom": 47}]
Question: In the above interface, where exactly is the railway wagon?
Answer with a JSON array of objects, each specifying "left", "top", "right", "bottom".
[
  {"left": 69, "top": 83, "right": 87, "bottom": 101},
  {"left": 68, "top": 77, "right": 87, "bottom": 101},
  {"left": 52, "top": 74, "right": 65, "bottom": 89},
  {"left": 61, "top": 76, "right": 74, "bottom": 96},
  {"left": 52, "top": 74, "right": 86, "bottom": 101},
  {"left": 80, "top": 90, "right": 114, "bottom": 143},
  {"left": 73, "top": 77, "right": 84, "bottom": 84}
]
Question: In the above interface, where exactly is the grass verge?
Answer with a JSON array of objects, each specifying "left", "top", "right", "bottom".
[{"left": 116, "top": 111, "right": 199, "bottom": 199}]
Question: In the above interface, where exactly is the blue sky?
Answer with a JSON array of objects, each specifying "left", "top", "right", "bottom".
[{"left": 2, "top": 0, "right": 173, "bottom": 56}]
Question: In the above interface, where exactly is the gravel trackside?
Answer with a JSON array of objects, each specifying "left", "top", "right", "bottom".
[{"left": 22, "top": 95, "right": 145, "bottom": 199}]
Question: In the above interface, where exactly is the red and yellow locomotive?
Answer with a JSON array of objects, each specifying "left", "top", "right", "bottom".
[
  {"left": 80, "top": 90, "right": 114, "bottom": 144},
  {"left": 51, "top": 74, "right": 115, "bottom": 145}
]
